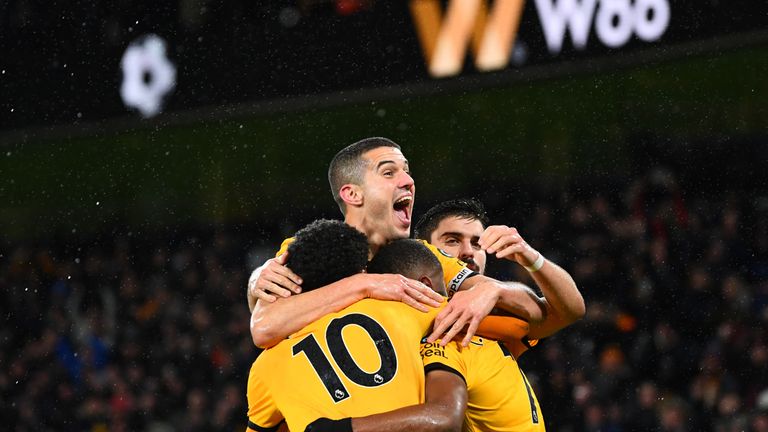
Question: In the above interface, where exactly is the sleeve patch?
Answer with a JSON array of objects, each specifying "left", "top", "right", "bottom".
[{"left": 448, "top": 268, "right": 476, "bottom": 297}]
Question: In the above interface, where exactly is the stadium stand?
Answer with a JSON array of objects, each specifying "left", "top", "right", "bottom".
[{"left": 3, "top": 168, "right": 767, "bottom": 432}]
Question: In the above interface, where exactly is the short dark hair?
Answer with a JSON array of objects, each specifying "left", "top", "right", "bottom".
[
  {"left": 286, "top": 219, "right": 369, "bottom": 292},
  {"left": 367, "top": 239, "right": 441, "bottom": 283},
  {"left": 413, "top": 198, "right": 489, "bottom": 241},
  {"left": 328, "top": 137, "right": 401, "bottom": 213}
]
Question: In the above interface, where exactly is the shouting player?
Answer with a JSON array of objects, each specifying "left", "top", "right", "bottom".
[
  {"left": 306, "top": 199, "right": 584, "bottom": 431},
  {"left": 248, "top": 138, "right": 553, "bottom": 350}
]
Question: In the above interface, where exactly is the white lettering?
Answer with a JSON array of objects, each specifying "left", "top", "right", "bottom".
[
  {"left": 448, "top": 267, "right": 472, "bottom": 297},
  {"left": 535, "top": 0, "right": 598, "bottom": 53},
  {"left": 535, "top": 0, "right": 670, "bottom": 53},
  {"left": 633, "top": 0, "right": 670, "bottom": 42},
  {"left": 595, "top": 0, "right": 633, "bottom": 48}
]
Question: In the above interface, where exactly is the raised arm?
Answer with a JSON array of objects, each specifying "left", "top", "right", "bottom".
[
  {"left": 305, "top": 370, "right": 467, "bottom": 432},
  {"left": 428, "top": 225, "right": 585, "bottom": 346},
  {"left": 480, "top": 225, "right": 585, "bottom": 339}
]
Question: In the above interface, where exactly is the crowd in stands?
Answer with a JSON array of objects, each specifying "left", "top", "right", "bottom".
[{"left": 3, "top": 168, "right": 767, "bottom": 431}]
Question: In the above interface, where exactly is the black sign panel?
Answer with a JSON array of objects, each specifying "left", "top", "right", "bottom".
[{"left": 1, "top": 0, "right": 766, "bottom": 130}]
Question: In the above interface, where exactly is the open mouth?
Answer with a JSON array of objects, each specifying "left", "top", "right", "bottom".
[{"left": 393, "top": 195, "right": 413, "bottom": 227}]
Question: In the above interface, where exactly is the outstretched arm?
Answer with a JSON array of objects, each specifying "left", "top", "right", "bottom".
[
  {"left": 427, "top": 274, "right": 545, "bottom": 347},
  {"left": 305, "top": 370, "right": 467, "bottom": 432},
  {"left": 250, "top": 271, "right": 444, "bottom": 348}
]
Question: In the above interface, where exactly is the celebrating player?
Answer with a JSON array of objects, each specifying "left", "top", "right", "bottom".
[
  {"left": 415, "top": 198, "right": 584, "bottom": 341},
  {"left": 246, "top": 220, "right": 447, "bottom": 431},
  {"left": 414, "top": 198, "right": 575, "bottom": 430},
  {"left": 248, "top": 138, "right": 549, "bottom": 350},
  {"left": 306, "top": 199, "right": 584, "bottom": 431}
]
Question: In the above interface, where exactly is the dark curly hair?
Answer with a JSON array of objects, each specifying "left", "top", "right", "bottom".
[
  {"left": 286, "top": 219, "right": 369, "bottom": 292},
  {"left": 413, "top": 198, "right": 489, "bottom": 241},
  {"left": 367, "top": 239, "right": 445, "bottom": 296}
]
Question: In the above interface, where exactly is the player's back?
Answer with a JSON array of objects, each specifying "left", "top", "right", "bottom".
[{"left": 247, "top": 298, "right": 443, "bottom": 431}]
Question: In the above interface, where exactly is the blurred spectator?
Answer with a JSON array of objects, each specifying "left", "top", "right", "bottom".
[{"left": 2, "top": 167, "right": 767, "bottom": 431}]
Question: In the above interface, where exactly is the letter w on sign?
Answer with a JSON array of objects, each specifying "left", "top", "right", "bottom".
[{"left": 410, "top": 0, "right": 526, "bottom": 77}]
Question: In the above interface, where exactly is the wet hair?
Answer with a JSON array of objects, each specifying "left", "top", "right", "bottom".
[
  {"left": 285, "top": 219, "right": 369, "bottom": 292},
  {"left": 328, "top": 137, "right": 401, "bottom": 213},
  {"left": 367, "top": 239, "right": 444, "bottom": 295},
  {"left": 413, "top": 198, "right": 489, "bottom": 241}
]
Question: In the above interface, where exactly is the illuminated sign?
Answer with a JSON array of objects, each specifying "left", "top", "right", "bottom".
[
  {"left": 410, "top": 0, "right": 527, "bottom": 77},
  {"left": 0, "top": 1, "right": 763, "bottom": 131},
  {"left": 120, "top": 34, "right": 177, "bottom": 118},
  {"left": 410, "top": 0, "right": 671, "bottom": 78},
  {"left": 534, "top": 0, "right": 669, "bottom": 53}
]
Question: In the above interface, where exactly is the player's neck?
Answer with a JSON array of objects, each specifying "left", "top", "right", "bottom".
[
  {"left": 365, "top": 234, "right": 386, "bottom": 258},
  {"left": 344, "top": 213, "right": 386, "bottom": 257}
]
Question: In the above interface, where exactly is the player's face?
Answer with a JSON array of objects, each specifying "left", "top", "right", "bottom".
[
  {"left": 359, "top": 147, "right": 415, "bottom": 241},
  {"left": 429, "top": 216, "right": 486, "bottom": 274}
]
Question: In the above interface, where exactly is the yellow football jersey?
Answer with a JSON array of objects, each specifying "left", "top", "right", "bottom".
[
  {"left": 421, "top": 336, "right": 545, "bottom": 432},
  {"left": 247, "top": 298, "right": 446, "bottom": 431},
  {"left": 275, "top": 236, "right": 476, "bottom": 294}
]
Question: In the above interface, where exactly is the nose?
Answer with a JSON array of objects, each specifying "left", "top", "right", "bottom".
[
  {"left": 458, "top": 240, "right": 474, "bottom": 261},
  {"left": 398, "top": 171, "right": 415, "bottom": 190}
]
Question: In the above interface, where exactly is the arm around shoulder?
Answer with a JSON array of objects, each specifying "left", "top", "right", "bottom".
[
  {"left": 250, "top": 275, "right": 367, "bottom": 348},
  {"left": 250, "top": 272, "right": 444, "bottom": 348}
]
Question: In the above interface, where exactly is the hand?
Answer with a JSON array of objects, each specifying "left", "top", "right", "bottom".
[
  {"left": 427, "top": 283, "right": 500, "bottom": 347},
  {"left": 479, "top": 225, "right": 540, "bottom": 267},
  {"left": 354, "top": 273, "right": 444, "bottom": 312},
  {"left": 248, "top": 253, "right": 303, "bottom": 303}
]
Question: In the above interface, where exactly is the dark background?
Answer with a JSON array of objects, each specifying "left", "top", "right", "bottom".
[
  {"left": 2, "top": 0, "right": 767, "bottom": 130},
  {"left": 2, "top": 1, "right": 768, "bottom": 431}
]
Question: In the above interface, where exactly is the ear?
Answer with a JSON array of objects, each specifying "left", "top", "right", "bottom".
[
  {"left": 421, "top": 273, "right": 447, "bottom": 296},
  {"left": 340, "top": 184, "right": 363, "bottom": 207}
]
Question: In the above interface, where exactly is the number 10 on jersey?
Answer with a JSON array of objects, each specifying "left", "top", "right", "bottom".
[{"left": 291, "top": 313, "right": 398, "bottom": 403}]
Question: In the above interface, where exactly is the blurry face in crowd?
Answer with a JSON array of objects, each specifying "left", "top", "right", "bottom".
[
  {"left": 357, "top": 146, "right": 415, "bottom": 241},
  {"left": 428, "top": 216, "right": 486, "bottom": 274}
]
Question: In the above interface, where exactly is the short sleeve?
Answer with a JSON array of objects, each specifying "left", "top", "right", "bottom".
[{"left": 421, "top": 341, "right": 467, "bottom": 383}]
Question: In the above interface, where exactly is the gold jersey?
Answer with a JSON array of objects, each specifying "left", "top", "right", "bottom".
[
  {"left": 247, "top": 298, "right": 445, "bottom": 431},
  {"left": 421, "top": 336, "right": 545, "bottom": 432}
]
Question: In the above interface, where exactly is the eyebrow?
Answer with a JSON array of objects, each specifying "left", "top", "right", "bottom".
[
  {"left": 441, "top": 231, "right": 480, "bottom": 240},
  {"left": 376, "top": 160, "right": 396, "bottom": 169},
  {"left": 376, "top": 159, "right": 409, "bottom": 170}
]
